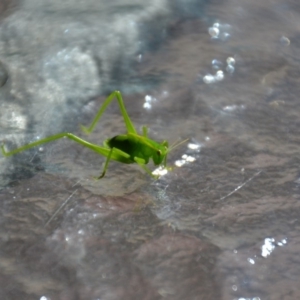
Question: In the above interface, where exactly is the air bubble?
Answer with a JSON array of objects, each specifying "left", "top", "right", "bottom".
[
  {"left": 175, "top": 159, "right": 185, "bottom": 167},
  {"left": 261, "top": 237, "right": 275, "bottom": 257},
  {"left": 212, "top": 59, "right": 223, "bottom": 69},
  {"left": 187, "top": 143, "right": 200, "bottom": 150},
  {"left": 279, "top": 36, "right": 290, "bottom": 46},
  {"left": 226, "top": 64, "right": 235, "bottom": 73},
  {"left": 152, "top": 166, "right": 168, "bottom": 177},
  {"left": 215, "top": 70, "right": 224, "bottom": 81},
  {"left": 247, "top": 258, "right": 255, "bottom": 264},
  {"left": 208, "top": 22, "right": 231, "bottom": 40},
  {"left": 203, "top": 74, "right": 216, "bottom": 84},
  {"left": 137, "top": 54, "right": 143, "bottom": 62},
  {"left": 181, "top": 154, "right": 195, "bottom": 162},
  {"left": 223, "top": 105, "right": 238, "bottom": 112},
  {"left": 226, "top": 57, "right": 235, "bottom": 66},
  {"left": 220, "top": 32, "right": 231, "bottom": 41},
  {"left": 144, "top": 95, "right": 157, "bottom": 110},
  {"left": 208, "top": 27, "right": 219, "bottom": 38},
  {"left": 143, "top": 102, "right": 151, "bottom": 109},
  {"left": 232, "top": 285, "right": 238, "bottom": 291}
]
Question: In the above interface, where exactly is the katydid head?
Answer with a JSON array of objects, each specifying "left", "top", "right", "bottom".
[
  {"left": 152, "top": 139, "right": 188, "bottom": 167},
  {"left": 152, "top": 141, "right": 168, "bottom": 166}
]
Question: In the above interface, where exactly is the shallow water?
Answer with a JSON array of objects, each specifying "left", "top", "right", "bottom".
[{"left": 1, "top": 0, "right": 300, "bottom": 299}]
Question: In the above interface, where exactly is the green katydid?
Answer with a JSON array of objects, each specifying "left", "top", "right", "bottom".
[{"left": 1, "top": 91, "right": 183, "bottom": 179}]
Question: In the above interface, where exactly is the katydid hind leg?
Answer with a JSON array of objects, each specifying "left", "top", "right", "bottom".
[
  {"left": 81, "top": 91, "right": 137, "bottom": 135},
  {"left": 1, "top": 132, "right": 93, "bottom": 156},
  {"left": 1, "top": 132, "right": 104, "bottom": 157}
]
